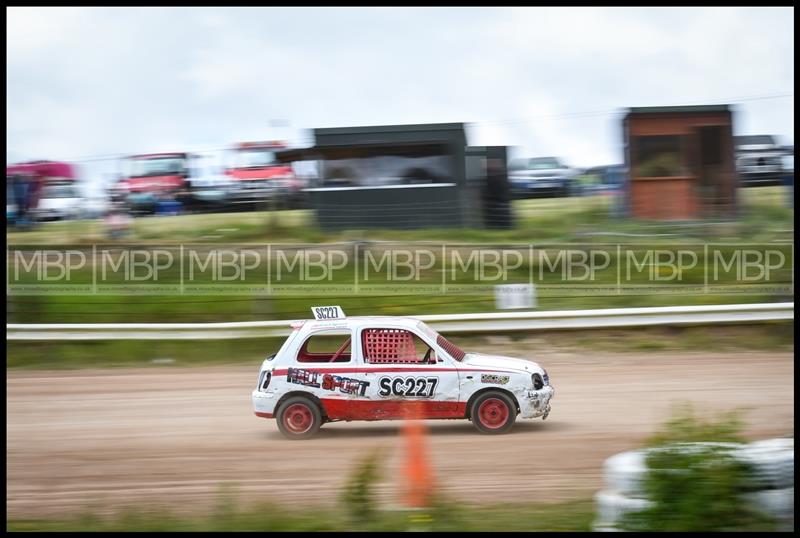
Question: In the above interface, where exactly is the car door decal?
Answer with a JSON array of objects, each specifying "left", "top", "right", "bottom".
[{"left": 377, "top": 376, "right": 439, "bottom": 398}]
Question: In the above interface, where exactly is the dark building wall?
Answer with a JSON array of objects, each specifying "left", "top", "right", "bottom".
[
  {"left": 306, "top": 123, "right": 472, "bottom": 231},
  {"left": 313, "top": 122, "right": 468, "bottom": 189},
  {"left": 309, "top": 184, "right": 461, "bottom": 230}
]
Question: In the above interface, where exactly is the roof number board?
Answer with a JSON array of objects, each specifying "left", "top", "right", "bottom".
[{"left": 311, "top": 306, "right": 346, "bottom": 320}]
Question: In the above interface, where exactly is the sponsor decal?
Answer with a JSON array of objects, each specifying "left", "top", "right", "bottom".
[
  {"left": 321, "top": 373, "right": 370, "bottom": 396},
  {"left": 481, "top": 373, "right": 510, "bottom": 385},
  {"left": 377, "top": 376, "right": 439, "bottom": 398},
  {"left": 286, "top": 367, "right": 369, "bottom": 396},
  {"left": 287, "top": 367, "right": 321, "bottom": 388}
]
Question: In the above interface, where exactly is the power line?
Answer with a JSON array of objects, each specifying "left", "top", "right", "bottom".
[
  {"left": 9, "top": 91, "right": 792, "bottom": 165},
  {"left": 477, "top": 91, "right": 794, "bottom": 127}
]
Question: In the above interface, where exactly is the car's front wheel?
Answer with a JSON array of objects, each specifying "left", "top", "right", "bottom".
[
  {"left": 470, "top": 391, "right": 517, "bottom": 434},
  {"left": 276, "top": 396, "right": 323, "bottom": 440}
]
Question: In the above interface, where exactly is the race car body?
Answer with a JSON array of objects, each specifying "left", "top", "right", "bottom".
[{"left": 252, "top": 307, "right": 554, "bottom": 439}]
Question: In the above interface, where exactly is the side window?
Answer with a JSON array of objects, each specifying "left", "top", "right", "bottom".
[
  {"left": 361, "top": 328, "right": 435, "bottom": 364},
  {"left": 296, "top": 330, "right": 352, "bottom": 363}
]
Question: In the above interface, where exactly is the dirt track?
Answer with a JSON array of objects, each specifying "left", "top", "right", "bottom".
[{"left": 6, "top": 351, "right": 794, "bottom": 518}]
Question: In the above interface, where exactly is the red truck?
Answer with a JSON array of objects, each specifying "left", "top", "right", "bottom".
[
  {"left": 226, "top": 141, "right": 303, "bottom": 208},
  {"left": 116, "top": 152, "right": 192, "bottom": 214},
  {"left": 7, "top": 160, "right": 81, "bottom": 223}
]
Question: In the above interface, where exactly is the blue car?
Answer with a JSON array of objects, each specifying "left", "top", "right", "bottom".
[{"left": 509, "top": 157, "right": 574, "bottom": 198}]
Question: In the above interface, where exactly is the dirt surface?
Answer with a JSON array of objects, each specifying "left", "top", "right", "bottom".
[{"left": 6, "top": 351, "right": 794, "bottom": 518}]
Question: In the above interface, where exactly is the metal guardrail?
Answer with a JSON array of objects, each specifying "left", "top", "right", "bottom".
[{"left": 6, "top": 303, "right": 793, "bottom": 341}]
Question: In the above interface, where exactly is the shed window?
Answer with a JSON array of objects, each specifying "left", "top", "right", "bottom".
[{"left": 636, "top": 136, "right": 688, "bottom": 178}]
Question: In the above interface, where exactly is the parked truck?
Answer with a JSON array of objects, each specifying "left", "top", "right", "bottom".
[
  {"left": 6, "top": 160, "right": 82, "bottom": 224},
  {"left": 116, "top": 152, "right": 192, "bottom": 214},
  {"left": 225, "top": 141, "right": 304, "bottom": 209},
  {"left": 734, "top": 135, "right": 786, "bottom": 187}
]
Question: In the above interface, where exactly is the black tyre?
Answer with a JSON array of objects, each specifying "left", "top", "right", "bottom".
[
  {"left": 470, "top": 391, "right": 517, "bottom": 434},
  {"left": 276, "top": 396, "right": 323, "bottom": 440}
]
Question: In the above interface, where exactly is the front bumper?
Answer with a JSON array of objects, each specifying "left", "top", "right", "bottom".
[
  {"left": 513, "top": 179, "right": 565, "bottom": 190},
  {"left": 518, "top": 385, "right": 555, "bottom": 419},
  {"left": 511, "top": 180, "right": 568, "bottom": 198},
  {"left": 35, "top": 209, "right": 72, "bottom": 221}
]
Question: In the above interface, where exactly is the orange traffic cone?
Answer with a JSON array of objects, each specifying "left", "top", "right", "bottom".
[{"left": 402, "top": 401, "right": 434, "bottom": 508}]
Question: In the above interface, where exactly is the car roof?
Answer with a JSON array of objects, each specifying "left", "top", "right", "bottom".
[{"left": 297, "top": 315, "right": 425, "bottom": 332}]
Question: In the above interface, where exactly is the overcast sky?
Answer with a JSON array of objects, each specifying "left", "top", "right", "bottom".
[{"left": 6, "top": 6, "right": 794, "bottom": 193}]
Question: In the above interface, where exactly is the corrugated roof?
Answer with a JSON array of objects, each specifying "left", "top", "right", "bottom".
[
  {"left": 314, "top": 122, "right": 465, "bottom": 136},
  {"left": 627, "top": 104, "right": 731, "bottom": 115}
]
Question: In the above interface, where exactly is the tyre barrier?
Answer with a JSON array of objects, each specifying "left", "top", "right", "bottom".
[
  {"left": 736, "top": 438, "right": 794, "bottom": 490},
  {"left": 602, "top": 450, "right": 648, "bottom": 499},
  {"left": 744, "top": 488, "right": 794, "bottom": 531},
  {"left": 593, "top": 489, "right": 653, "bottom": 531},
  {"left": 594, "top": 437, "right": 794, "bottom": 531},
  {"left": 603, "top": 442, "right": 745, "bottom": 499}
]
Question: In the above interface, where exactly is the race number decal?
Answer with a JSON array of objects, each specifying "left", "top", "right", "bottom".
[
  {"left": 311, "top": 306, "right": 345, "bottom": 320},
  {"left": 377, "top": 376, "right": 439, "bottom": 398}
]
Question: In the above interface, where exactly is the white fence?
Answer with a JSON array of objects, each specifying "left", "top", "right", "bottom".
[{"left": 6, "top": 303, "right": 793, "bottom": 340}]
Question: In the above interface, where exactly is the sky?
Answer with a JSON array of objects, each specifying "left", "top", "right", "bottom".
[{"left": 6, "top": 6, "right": 795, "bottom": 195}]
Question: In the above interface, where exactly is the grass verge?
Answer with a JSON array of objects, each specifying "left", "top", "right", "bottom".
[
  {"left": 7, "top": 497, "right": 596, "bottom": 532},
  {"left": 6, "top": 187, "right": 793, "bottom": 245}
]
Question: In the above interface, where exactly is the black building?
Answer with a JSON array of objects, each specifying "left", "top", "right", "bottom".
[{"left": 276, "top": 123, "right": 512, "bottom": 231}]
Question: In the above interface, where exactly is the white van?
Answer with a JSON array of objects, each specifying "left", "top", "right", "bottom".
[{"left": 36, "top": 182, "right": 83, "bottom": 221}]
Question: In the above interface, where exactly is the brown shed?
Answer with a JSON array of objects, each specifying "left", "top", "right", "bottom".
[{"left": 623, "top": 105, "right": 737, "bottom": 220}]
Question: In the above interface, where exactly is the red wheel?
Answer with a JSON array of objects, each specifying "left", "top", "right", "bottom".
[
  {"left": 478, "top": 398, "right": 510, "bottom": 429},
  {"left": 276, "top": 396, "right": 323, "bottom": 440},
  {"left": 470, "top": 391, "right": 516, "bottom": 434},
  {"left": 282, "top": 403, "right": 314, "bottom": 434}
]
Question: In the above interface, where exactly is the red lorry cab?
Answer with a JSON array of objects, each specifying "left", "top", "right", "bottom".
[
  {"left": 227, "top": 142, "right": 296, "bottom": 184},
  {"left": 121, "top": 153, "right": 189, "bottom": 194},
  {"left": 6, "top": 160, "right": 78, "bottom": 212},
  {"left": 7, "top": 160, "right": 77, "bottom": 182}
]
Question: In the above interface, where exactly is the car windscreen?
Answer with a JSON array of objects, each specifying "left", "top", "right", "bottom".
[
  {"left": 527, "top": 158, "right": 561, "bottom": 170},
  {"left": 236, "top": 149, "right": 277, "bottom": 168},
  {"left": 130, "top": 158, "right": 185, "bottom": 177},
  {"left": 416, "top": 320, "right": 466, "bottom": 361},
  {"left": 41, "top": 185, "right": 77, "bottom": 199}
]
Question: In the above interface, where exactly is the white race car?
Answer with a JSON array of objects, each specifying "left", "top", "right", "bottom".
[{"left": 252, "top": 307, "right": 554, "bottom": 439}]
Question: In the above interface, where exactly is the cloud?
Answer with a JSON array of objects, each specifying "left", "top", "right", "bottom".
[{"left": 6, "top": 6, "right": 794, "bottom": 182}]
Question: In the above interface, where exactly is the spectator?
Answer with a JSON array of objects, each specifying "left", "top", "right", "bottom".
[{"left": 105, "top": 203, "right": 133, "bottom": 239}]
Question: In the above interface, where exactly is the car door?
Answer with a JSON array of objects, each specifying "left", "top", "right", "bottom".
[
  {"left": 283, "top": 327, "right": 371, "bottom": 418},
  {"left": 355, "top": 324, "right": 462, "bottom": 421}
]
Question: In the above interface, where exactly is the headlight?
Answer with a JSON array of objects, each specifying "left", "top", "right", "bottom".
[{"left": 531, "top": 373, "right": 544, "bottom": 390}]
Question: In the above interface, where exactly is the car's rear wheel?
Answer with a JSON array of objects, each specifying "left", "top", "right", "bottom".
[
  {"left": 471, "top": 391, "right": 517, "bottom": 434},
  {"left": 276, "top": 396, "right": 323, "bottom": 440}
]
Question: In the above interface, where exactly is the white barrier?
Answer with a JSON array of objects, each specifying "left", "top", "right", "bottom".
[{"left": 6, "top": 303, "right": 794, "bottom": 341}]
